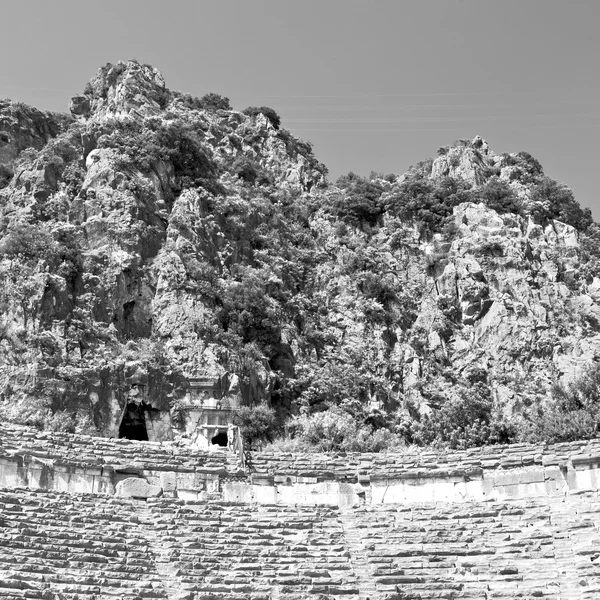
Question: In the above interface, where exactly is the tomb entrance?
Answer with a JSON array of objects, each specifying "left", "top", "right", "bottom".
[{"left": 119, "top": 402, "right": 149, "bottom": 441}]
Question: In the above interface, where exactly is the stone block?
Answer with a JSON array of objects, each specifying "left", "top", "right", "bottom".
[
  {"left": 544, "top": 478, "right": 559, "bottom": 496},
  {"left": 494, "top": 471, "right": 521, "bottom": 487},
  {"left": 160, "top": 471, "right": 177, "bottom": 492},
  {"left": 518, "top": 469, "right": 545, "bottom": 484},
  {"left": 252, "top": 475, "right": 275, "bottom": 486},
  {"left": 297, "top": 476, "right": 318, "bottom": 484},
  {"left": 177, "top": 489, "right": 200, "bottom": 501},
  {"left": 571, "top": 454, "right": 599, "bottom": 468},
  {"left": 481, "top": 475, "right": 495, "bottom": 495},
  {"left": 116, "top": 477, "right": 162, "bottom": 498},
  {"left": 254, "top": 484, "right": 277, "bottom": 504}
]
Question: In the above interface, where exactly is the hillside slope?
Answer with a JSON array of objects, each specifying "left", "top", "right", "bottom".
[{"left": 1, "top": 60, "right": 599, "bottom": 448}]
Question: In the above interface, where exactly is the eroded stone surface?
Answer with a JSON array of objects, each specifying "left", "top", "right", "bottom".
[
  {"left": 115, "top": 477, "right": 162, "bottom": 498},
  {"left": 0, "top": 486, "right": 600, "bottom": 599}
]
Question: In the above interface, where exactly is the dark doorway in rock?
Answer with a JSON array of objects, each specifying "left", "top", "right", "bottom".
[
  {"left": 119, "top": 403, "right": 149, "bottom": 441},
  {"left": 211, "top": 430, "right": 228, "bottom": 447}
]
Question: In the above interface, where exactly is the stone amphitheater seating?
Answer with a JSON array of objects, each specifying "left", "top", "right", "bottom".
[
  {"left": 2, "top": 488, "right": 600, "bottom": 598},
  {"left": 2, "top": 422, "right": 600, "bottom": 598},
  {"left": 0, "top": 489, "right": 359, "bottom": 599},
  {"left": 0, "top": 423, "right": 240, "bottom": 472},
  {"left": 342, "top": 496, "right": 600, "bottom": 599}
]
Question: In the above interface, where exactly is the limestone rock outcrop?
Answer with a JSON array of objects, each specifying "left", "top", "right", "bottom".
[{"left": 0, "top": 59, "right": 598, "bottom": 447}]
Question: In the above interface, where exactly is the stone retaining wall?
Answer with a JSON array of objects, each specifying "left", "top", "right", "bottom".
[{"left": 0, "top": 423, "right": 243, "bottom": 499}]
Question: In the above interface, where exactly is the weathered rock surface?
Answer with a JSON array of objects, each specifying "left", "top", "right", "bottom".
[
  {"left": 0, "top": 59, "right": 599, "bottom": 446},
  {"left": 116, "top": 476, "right": 162, "bottom": 498},
  {"left": 0, "top": 99, "right": 69, "bottom": 169}
]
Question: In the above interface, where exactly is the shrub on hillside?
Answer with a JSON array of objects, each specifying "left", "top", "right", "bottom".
[
  {"left": 234, "top": 405, "right": 277, "bottom": 449},
  {"left": 330, "top": 172, "right": 386, "bottom": 227},
  {"left": 177, "top": 92, "right": 231, "bottom": 112},
  {"left": 216, "top": 268, "right": 283, "bottom": 355},
  {"left": 199, "top": 93, "right": 231, "bottom": 111},
  {"left": 291, "top": 360, "right": 374, "bottom": 416},
  {"left": 242, "top": 106, "right": 281, "bottom": 130},
  {"left": 0, "top": 223, "right": 54, "bottom": 259},
  {"left": 530, "top": 177, "right": 592, "bottom": 230},
  {"left": 579, "top": 223, "right": 600, "bottom": 283},
  {"left": 288, "top": 407, "right": 402, "bottom": 452},
  {"left": 358, "top": 272, "right": 397, "bottom": 306},
  {"left": 410, "top": 383, "right": 514, "bottom": 449},
  {"left": 521, "top": 364, "right": 600, "bottom": 443},
  {"left": 385, "top": 176, "right": 472, "bottom": 236},
  {"left": 478, "top": 177, "right": 523, "bottom": 215},
  {"left": 97, "top": 117, "right": 217, "bottom": 190},
  {"left": 231, "top": 156, "right": 272, "bottom": 186},
  {"left": 515, "top": 151, "right": 543, "bottom": 179}
]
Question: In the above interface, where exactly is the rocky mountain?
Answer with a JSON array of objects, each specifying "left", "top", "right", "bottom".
[{"left": 1, "top": 59, "right": 599, "bottom": 449}]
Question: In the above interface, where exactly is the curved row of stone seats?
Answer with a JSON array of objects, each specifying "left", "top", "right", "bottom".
[
  {"left": 251, "top": 438, "right": 600, "bottom": 484},
  {"left": 0, "top": 423, "right": 242, "bottom": 474},
  {"left": 0, "top": 487, "right": 360, "bottom": 600},
  {"left": 0, "top": 488, "right": 169, "bottom": 599},
  {"left": 340, "top": 494, "right": 600, "bottom": 599},
  {"left": 141, "top": 498, "right": 360, "bottom": 599},
  {"left": 3, "top": 486, "right": 600, "bottom": 598}
]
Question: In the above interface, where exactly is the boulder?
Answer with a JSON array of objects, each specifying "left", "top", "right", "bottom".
[
  {"left": 69, "top": 94, "right": 91, "bottom": 117},
  {"left": 115, "top": 477, "right": 162, "bottom": 498}
]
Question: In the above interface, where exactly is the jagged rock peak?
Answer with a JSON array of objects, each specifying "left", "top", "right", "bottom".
[
  {"left": 70, "top": 60, "right": 169, "bottom": 120},
  {"left": 0, "top": 99, "right": 71, "bottom": 170},
  {"left": 431, "top": 135, "right": 498, "bottom": 186}
]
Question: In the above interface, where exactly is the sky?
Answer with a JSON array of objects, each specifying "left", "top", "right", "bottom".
[{"left": 1, "top": 0, "right": 600, "bottom": 216}]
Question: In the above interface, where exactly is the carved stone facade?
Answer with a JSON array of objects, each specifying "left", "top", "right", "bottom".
[{"left": 180, "top": 376, "right": 243, "bottom": 451}]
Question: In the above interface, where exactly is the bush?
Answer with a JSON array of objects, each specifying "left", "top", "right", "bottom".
[
  {"left": 291, "top": 360, "right": 373, "bottom": 416},
  {"left": 358, "top": 272, "right": 397, "bottom": 306},
  {"left": 515, "top": 151, "right": 543, "bottom": 178},
  {"left": 231, "top": 156, "right": 272, "bottom": 186},
  {"left": 62, "top": 163, "right": 85, "bottom": 199},
  {"left": 0, "top": 223, "right": 53, "bottom": 259},
  {"left": 521, "top": 406, "right": 598, "bottom": 444},
  {"left": 479, "top": 178, "right": 523, "bottom": 215},
  {"left": 579, "top": 223, "right": 600, "bottom": 283},
  {"left": 530, "top": 176, "right": 592, "bottom": 230},
  {"left": 216, "top": 269, "right": 282, "bottom": 352},
  {"left": 290, "top": 408, "right": 361, "bottom": 452},
  {"left": 410, "top": 383, "right": 513, "bottom": 449},
  {"left": 385, "top": 176, "right": 472, "bottom": 236},
  {"left": 177, "top": 92, "right": 231, "bottom": 112},
  {"left": 243, "top": 106, "right": 281, "bottom": 130},
  {"left": 330, "top": 172, "right": 385, "bottom": 227},
  {"left": 287, "top": 407, "right": 405, "bottom": 452},
  {"left": 234, "top": 405, "right": 277, "bottom": 449},
  {"left": 522, "top": 364, "right": 600, "bottom": 443},
  {"left": 97, "top": 117, "right": 217, "bottom": 190},
  {"left": 199, "top": 93, "right": 231, "bottom": 111}
]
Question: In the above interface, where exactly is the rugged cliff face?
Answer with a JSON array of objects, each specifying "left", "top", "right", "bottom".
[{"left": 1, "top": 60, "right": 599, "bottom": 448}]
